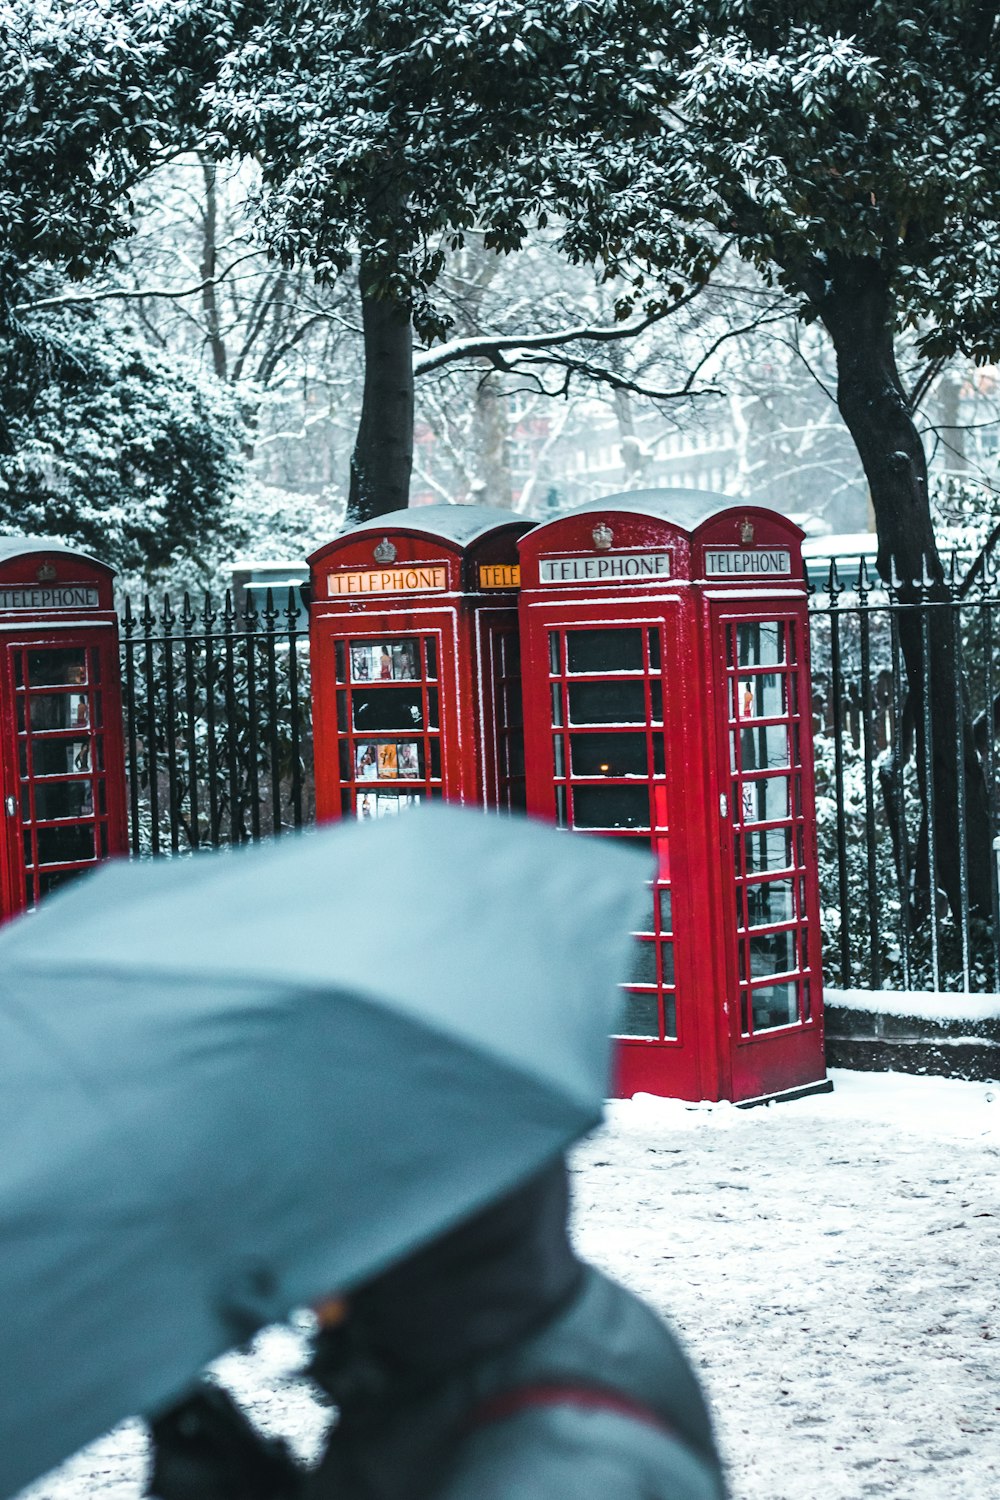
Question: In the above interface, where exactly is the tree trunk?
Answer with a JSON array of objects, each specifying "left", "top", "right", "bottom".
[
  {"left": 470, "top": 373, "right": 513, "bottom": 506},
  {"left": 813, "top": 254, "right": 993, "bottom": 920},
  {"left": 348, "top": 258, "right": 414, "bottom": 524}
]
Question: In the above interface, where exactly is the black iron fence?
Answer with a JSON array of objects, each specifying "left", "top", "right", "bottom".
[
  {"left": 120, "top": 567, "right": 1000, "bottom": 995},
  {"left": 810, "top": 560, "right": 1000, "bottom": 995},
  {"left": 121, "top": 589, "right": 313, "bottom": 854}
]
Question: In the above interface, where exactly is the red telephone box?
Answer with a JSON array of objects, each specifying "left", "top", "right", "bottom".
[
  {"left": 518, "top": 490, "right": 828, "bottom": 1105},
  {"left": 309, "top": 506, "right": 531, "bottom": 821},
  {"left": 0, "top": 539, "right": 127, "bottom": 920}
]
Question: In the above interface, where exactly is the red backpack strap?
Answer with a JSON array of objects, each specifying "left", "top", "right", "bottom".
[{"left": 467, "top": 1382, "right": 678, "bottom": 1442}]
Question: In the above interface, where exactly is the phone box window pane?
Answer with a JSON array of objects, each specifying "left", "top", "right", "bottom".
[
  {"left": 567, "top": 629, "right": 644, "bottom": 674},
  {"left": 507, "top": 737, "right": 525, "bottom": 776},
  {"left": 350, "top": 640, "right": 420, "bottom": 682},
  {"left": 553, "top": 736, "right": 565, "bottom": 777},
  {"left": 38, "top": 868, "right": 85, "bottom": 898},
  {"left": 427, "top": 689, "right": 439, "bottom": 729},
  {"left": 736, "top": 621, "right": 785, "bottom": 667},
  {"left": 36, "top": 824, "right": 95, "bottom": 865},
  {"left": 505, "top": 684, "right": 523, "bottom": 729},
  {"left": 555, "top": 785, "right": 568, "bottom": 827},
  {"left": 430, "top": 741, "right": 442, "bottom": 780},
  {"left": 570, "top": 732, "right": 648, "bottom": 778},
  {"left": 658, "top": 886, "right": 672, "bottom": 932},
  {"left": 649, "top": 680, "right": 663, "bottom": 723},
  {"left": 502, "top": 633, "right": 521, "bottom": 675},
  {"left": 741, "top": 776, "right": 791, "bottom": 825},
  {"left": 737, "top": 674, "right": 787, "bottom": 723},
  {"left": 551, "top": 683, "right": 564, "bottom": 727},
  {"left": 617, "top": 991, "right": 660, "bottom": 1039},
  {"left": 32, "top": 738, "right": 97, "bottom": 776},
  {"left": 648, "top": 629, "right": 662, "bottom": 672},
  {"left": 27, "top": 649, "right": 88, "bottom": 686},
  {"left": 746, "top": 879, "right": 794, "bottom": 927},
  {"left": 750, "top": 929, "right": 798, "bottom": 978},
  {"left": 625, "top": 938, "right": 657, "bottom": 986},
  {"left": 424, "top": 639, "right": 438, "bottom": 679},
  {"left": 573, "top": 785, "right": 650, "bottom": 830},
  {"left": 335, "top": 641, "right": 347, "bottom": 683},
  {"left": 661, "top": 941, "right": 675, "bottom": 986},
  {"left": 739, "top": 724, "right": 790, "bottom": 771},
  {"left": 751, "top": 982, "right": 799, "bottom": 1031},
  {"left": 30, "top": 782, "right": 93, "bottom": 822},
  {"left": 568, "top": 680, "right": 647, "bottom": 725},
  {"left": 744, "top": 827, "right": 793, "bottom": 875},
  {"left": 337, "top": 692, "right": 348, "bottom": 733},
  {"left": 29, "top": 694, "right": 88, "bottom": 731},
  {"left": 663, "top": 993, "right": 677, "bottom": 1038},
  {"left": 548, "top": 633, "right": 562, "bottom": 674},
  {"left": 352, "top": 687, "right": 423, "bottom": 732}
]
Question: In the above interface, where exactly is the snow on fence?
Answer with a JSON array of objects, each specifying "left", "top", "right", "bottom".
[{"left": 118, "top": 562, "right": 1000, "bottom": 997}]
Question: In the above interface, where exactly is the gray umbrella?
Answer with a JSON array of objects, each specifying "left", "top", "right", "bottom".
[{"left": 0, "top": 806, "right": 646, "bottom": 1498}]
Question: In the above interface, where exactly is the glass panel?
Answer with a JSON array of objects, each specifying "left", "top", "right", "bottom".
[
  {"left": 356, "top": 790, "right": 423, "bottom": 820},
  {"left": 350, "top": 639, "right": 420, "bottom": 682},
  {"left": 736, "top": 621, "right": 785, "bottom": 667},
  {"left": 661, "top": 941, "right": 675, "bottom": 986},
  {"left": 355, "top": 741, "right": 423, "bottom": 781},
  {"left": 553, "top": 736, "right": 565, "bottom": 777},
  {"left": 38, "top": 868, "right": 85, "bottom": 897},
  {"left": 648, "top": 629, "right": 661, "bottom": 671},
  {"left": 555, "top": 784, "right": 568, "bottom": 827},
  {"left": 570, "top": 732, "right": 648, "bottom": 777},
  {"left": 549, "top": 632, "right": 562, "bottom": 675},
  {"left": 425, "top": 639, "right": 438, "bottom": 679},
  {"left": 36, "top": 824, "right": 95, "bottom": 865},
  {"left": 663, "top": 993, "right": 677, "bottom": 1039},
  {"left": 658, "top": 886, "right": 672, "bottom": 932},
  {"left": 743, "top": 827, "right": 794, "bottom": 875},
  {"left": 31, "top": 738, "right": 97, "bottom": 776},
  {"left": 30, "top": 781, "right": 93, "bottom": 821},
  {"left": 572, "top": 785, "right": 650, "bottom": 830},
  {"left": 339, "top": 741, "right": 351, "bottom": 781},
  {"left": 427, "top": 688, "right": 439, "bottom": 729},
  {"left": 337, "top": 691, "right": 347, "bottom": 733},
  {"left": 504, "top": 683, "right": 523, "bottom": 729},
  {"left": 335, "top": 641, "right": 346, "bottom": 683},
  {"left": 566, "top": 629, "right": 643, "bottom": 674},
  {"left": 568, "top": 680, "right": 646, "bottom": 725},
  {"left": 738, "top": 673, "right": 787, "bottom": 721},
  {"left": 502, "top": 633, "right": 521, "bottom": 674},
  {"left": 746, "top": 879, "right": 794, "bottom": 927},
  {"left": 751, "top": 982, "right": 799, "bottom": 1031},
  {"left": 617, "top": 991, "right": 660, "bottom": 1039},
  {"left": 750, "top": 929, "right": 798, "bottom": 978},
  {"left": 27, "top": 648, "right": 88, "bottom": 686},
  {"left": 29, "top": 694, "right": 88, "bottom": 730},
  {"left": 551, "top": 683, "right": 563, "bottom": 727},
  {"left": 649, "top": 680, "right": 663, "bottom": 723},
  {"left": 352, "top": 687, "right": 423, "bottom": 731},
  {"left": 740, "top": 776, "right": 791, "bottom": 825},
  {"left": 739, "top": 723, "right": 790, "bottom": 770},
  {"left": 625, "top": 938, "right": 657, "bottom": 986},
  {"left": 430, "top": 741, "right": 441, "bottom": 780},
  {"left": 507, "top": 737, "right": 525, "bottom": 776}
]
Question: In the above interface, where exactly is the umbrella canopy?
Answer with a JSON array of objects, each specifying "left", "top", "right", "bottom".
[{"left": 0, "top": 806, "right": 646, "bottom": 1498}]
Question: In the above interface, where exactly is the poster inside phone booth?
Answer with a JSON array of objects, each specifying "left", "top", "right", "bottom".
[
  {"left": 518, "top": 490, "right": 828, "bottom": 1105},
  {"left": 309, "top": 506, "right": 532, "bottom": 823},
  {"left": 0, "top": 539, "right": 128, "bottom": 921}
]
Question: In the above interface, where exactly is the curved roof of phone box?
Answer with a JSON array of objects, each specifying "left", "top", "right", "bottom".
[
  {"left": 0, "top": 536, "right": 108, "bottom": 570},
  {"left": 554, "top": 488, "right": 792, "bottom": 532},
  {"left": 333, "top": 504, "right": 529, "bottom": 550}
]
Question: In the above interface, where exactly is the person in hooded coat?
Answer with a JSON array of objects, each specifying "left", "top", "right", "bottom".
[{"left": 149, "top": 1159, "right": 726, "bottom": 1500}]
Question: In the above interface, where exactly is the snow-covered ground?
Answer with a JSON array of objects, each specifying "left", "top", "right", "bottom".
[{"left": 18, "top": 1069, "right": 1000, "bottom": 1500}]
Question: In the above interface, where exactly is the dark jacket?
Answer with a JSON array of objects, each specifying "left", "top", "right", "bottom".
[{"left": 303, "top": 1165, "right": 726, "bottom": 1500}]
